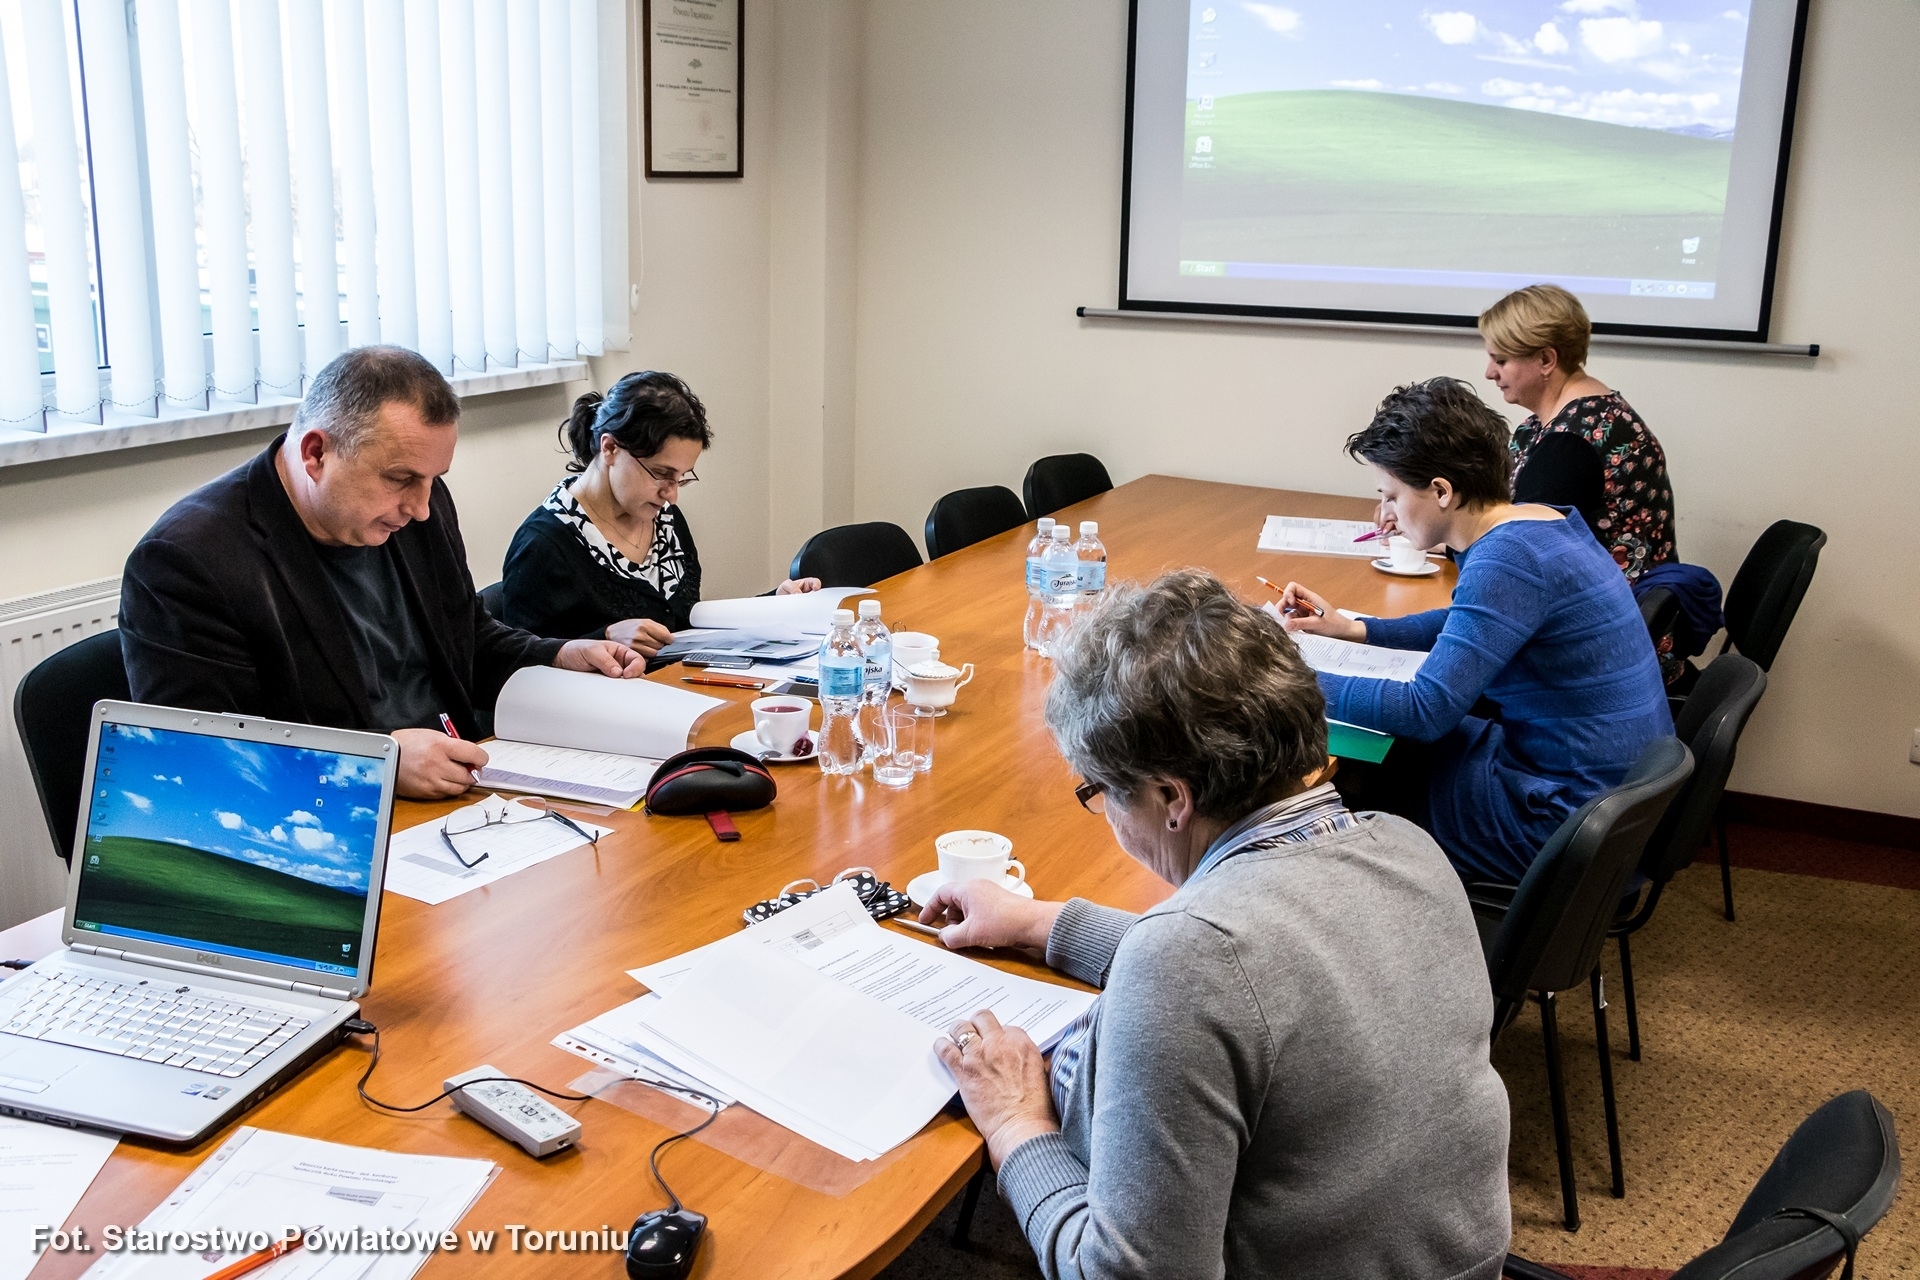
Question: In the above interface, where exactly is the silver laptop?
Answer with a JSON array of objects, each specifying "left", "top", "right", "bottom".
[{"left": 0, "top": 701, "right": 397, "bottom": 1143}]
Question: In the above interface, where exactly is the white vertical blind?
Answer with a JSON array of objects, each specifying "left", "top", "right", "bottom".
[
  {"left": 405, "top": 0, "right": 453, "bottom": 373},
  {"left": 132, "top": 0, "right": 208, "bottom": 408},
  {"left": 0, "top": 0, "right": 628, "bottom": 434},
  {"left": 0, "top": 34, "right": 42, "bottom": 424},
  {"left": 20, "top": 0, "right": 98, "bottom": 417},
  {"left": 328, "top": 0, "right": 380, "bottom": 349},
  {"left": 238, "top": 0, "right": 301, "bottom": 396},
  {"left": 473, "top": 0, "right": 516, "bottom": 368},
  {"left": 439, "top": 0, "right": 485, "bottom": 373},
  {"left": 74, "top": 0, "right": 155, "bottom": 414},
  {"left": 287, "top": 0, "right": 342, "bottom": 375}
]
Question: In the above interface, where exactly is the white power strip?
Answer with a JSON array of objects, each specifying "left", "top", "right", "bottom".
[{"left": 444, "top": 1066, "right": 582, "bottom": 1157}]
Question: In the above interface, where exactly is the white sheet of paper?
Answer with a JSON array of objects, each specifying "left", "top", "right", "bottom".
[
  {"left": 492, "top": 667, "right": 721, "bottom": 761},
  {"left": 1257, "top": 515, "right": 1382, "bottom": 557},
  {"left": 384, "top": 796, "right": 611, "bottom": 906},
  {"left": 475, "top": 740, "right": 659, "bottom": 808},
  {"left": 1287, "top": 629, "right": 1429, "bottom": 682},
  {"left": 0, "top": 1119, "right": 117, "bottom": 1280},
  {"left": 687, "top": 587, "right": 873, "bottom": 634},
  {"left": 81, "top": 1127, "right": 495, "bottom": 1280},
  {"left": 552, "top": 994, "right": 737, "bottom": 1106}
]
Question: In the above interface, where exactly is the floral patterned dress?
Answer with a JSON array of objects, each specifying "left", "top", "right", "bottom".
[{"left": 1510, "top": 392, "right": 1675, "bottom": 582}]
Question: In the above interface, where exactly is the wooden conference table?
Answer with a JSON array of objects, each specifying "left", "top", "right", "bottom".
[{"left": 45, "top": 476, "right": 1454, "bottom": 1280}]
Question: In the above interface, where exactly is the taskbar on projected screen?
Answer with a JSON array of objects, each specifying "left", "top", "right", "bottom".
[
  {"left": 72, "top": 919, "right": 358, "bottom": 978},
  {"left": 1177, "top": 260, "right": 1716, "bottom": 299}
]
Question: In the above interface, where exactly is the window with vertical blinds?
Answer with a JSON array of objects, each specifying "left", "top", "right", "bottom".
[{"left": 0, "top": 0, "right": 629, "bottom": 436}]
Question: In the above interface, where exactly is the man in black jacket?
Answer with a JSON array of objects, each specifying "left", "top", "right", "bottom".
[{"left": 121, "top": 346, "right": 645, "bottom": 799}]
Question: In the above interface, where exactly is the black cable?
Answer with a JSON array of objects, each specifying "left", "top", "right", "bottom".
[{"left": 342, "top": 1019, "right": 722, "bottom": 1215}]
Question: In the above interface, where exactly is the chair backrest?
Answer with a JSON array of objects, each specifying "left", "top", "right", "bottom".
[
  {"left": 1639, "top": 654, "right": 1768, "bottom": 887},
  {"left": 924, "top": 486, "right": 1029, "bottom": 560},
  {"left": 1485, "top": 737, "right": 1693, "bottom": 1018},
  {"left": 479, "top": 581, "right": 506, "bottom": 621},
  {"left": 1723, "top": 520, "right": 1827, "bottom": 670},
  {"left": 1022, "top": 453, "right": 1112, "bottom": 519},
  {"left": 1671, "top": 1091, "right": 1900, "bottom": 1280},
  {"left": 1639, "top": 584, "right": 1680, "bottom": 649},
  {"left": 12, "top": 629, "right": 132, "bottom": 865},
  {"left": 789, "top": 522, "right": 925, "bottom": 588}
]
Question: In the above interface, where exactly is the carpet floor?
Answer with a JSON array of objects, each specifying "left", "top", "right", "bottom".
[{"left": 877, "top": 823, "right": 1920, "bottom": 1279}]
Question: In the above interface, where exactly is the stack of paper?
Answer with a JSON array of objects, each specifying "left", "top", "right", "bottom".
[
  {"left": 1288, "top": 630, "right": 1429, "bottom": 681},
  {"left": 687, "top": 587, "right": 873, "bottom": 634},
  {"left": 562, "top": 884, "right": 1095, "bottom": 1162},
  {"left": 1257, "top": 515, "right": 1382, "bottom": 557},
  {"left": 385, "top": 795, "right": 611, "bottom": 905},
  {"left": 0, "top": 1119, "right": 117, "bottom": 1280}
]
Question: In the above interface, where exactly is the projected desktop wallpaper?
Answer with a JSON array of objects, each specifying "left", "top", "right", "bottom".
[
  {"left": 75, "top": 725, "right": 384, "bottom": 975},
  {"left": 1181, "top": 0, "right": 1749, "bottom": 294}
]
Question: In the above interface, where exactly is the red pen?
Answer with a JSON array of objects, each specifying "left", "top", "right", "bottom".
[{"left": 438, "top": 714, "right": 481, "bottom": 783}]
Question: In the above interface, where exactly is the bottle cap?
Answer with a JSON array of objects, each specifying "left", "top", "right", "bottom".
[
  {"left": 1080, "top": 521, "right": 1098, "bottom": 537},
  {"left": 858, "top": 599, "right": 882, "bottom": 618},
  {"left": 832, "top": 609, "right": 855, "bottom": 625},
  {"left": 1051, "top": 525, "right": 1071, "bottom": 540},
  {"left": 1037, "top": 518, "right": 1055, "bottom": 533}
]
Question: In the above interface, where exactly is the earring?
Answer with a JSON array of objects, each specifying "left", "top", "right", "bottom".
[{"left": 1166, "top": 818, "right": 1179, "bottom": 831}]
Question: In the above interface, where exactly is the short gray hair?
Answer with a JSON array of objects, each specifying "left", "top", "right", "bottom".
[
  {"left": 292, "top": 346, "right": 460, "bottom": 454},
  {"left": 1045, "top": 569, "right": 1328, "bottom": 821}
]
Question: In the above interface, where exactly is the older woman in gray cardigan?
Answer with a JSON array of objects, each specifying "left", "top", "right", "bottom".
[{"left": 921, "top": 570, "right": 1511, "bottom": 1280}]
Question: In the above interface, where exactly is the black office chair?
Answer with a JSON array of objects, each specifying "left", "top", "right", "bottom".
[
  {"left": 1022, "top": 453, "right": 1112, "bottom": 519},
  {"left": 13, "top": 629, "right": 132, "bottom": 865},
  {"left": 1611, "top": 658, "right": 1767, "bottom": 1046},
  {"left": 1720, "top": 520, "right": 1827, "bottom": 671},
  {"left": 924, "top": 486, "right": 1029, "bottom": 560},
  {"left": 789, "top": 522, "right": 924, "bottom": 588},
  {"left": 479, "top": 581, "right": 506, "bottom": 621},
  {"left": 1473, "top": 737, "right": 1693, "bottom": 1231},
  {"left": 1638, "top": 584, "right": 1679, "bottom": 652},
  {"left": 1506, "top": 1090, "right": 1899, "bottom": 1280}
]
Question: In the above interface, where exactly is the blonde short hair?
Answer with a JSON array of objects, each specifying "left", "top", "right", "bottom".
[{"left": 1478, "top": 284, "right": 1591, "bottom": 373}]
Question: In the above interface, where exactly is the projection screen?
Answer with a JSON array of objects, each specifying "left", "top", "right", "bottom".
[{"left": 1121, "top": 0, "right": 1809, "bottom": 341}]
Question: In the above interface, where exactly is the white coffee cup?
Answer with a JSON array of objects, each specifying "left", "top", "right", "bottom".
[
  {"left": 1387, "top": 535, "right": 1426, "bottom": 572},
  {"left": 903, "top": 660, "right": 974, "bottom": 709},
  {"left": 935, "top": 830, "right": 1025, "bottom": 885},
  {"left": 891, "top": 631, "right": 939, "bottom": 683},
  {"left": 750, "top": 696, "right": 812, "bottom": 756}
]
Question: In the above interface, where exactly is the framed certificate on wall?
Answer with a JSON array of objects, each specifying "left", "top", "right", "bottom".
[{"left": 643, "top": 0, "right": 743, "bottom": 178}]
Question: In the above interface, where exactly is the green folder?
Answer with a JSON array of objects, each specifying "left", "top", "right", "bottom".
[{"left": 1327, "top": 719, "right": 1394, "bottom": 764}]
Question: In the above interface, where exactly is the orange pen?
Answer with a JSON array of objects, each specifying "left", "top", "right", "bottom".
[{"left": 202, "top": 1228, "right": 318, "bottom": 1280}]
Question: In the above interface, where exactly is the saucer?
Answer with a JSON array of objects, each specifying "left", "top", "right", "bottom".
[
  {"left": 730, "top": 729, "right": 815, "bottom": 764},
  {"left": 1371, "top": 557, "right": 1441, "bottom": 578},
  {"left": 906, "top": 869, "right": 1034, "bottom": 906}
]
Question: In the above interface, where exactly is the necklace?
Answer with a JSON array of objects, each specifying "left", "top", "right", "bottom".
[{"left": 572, "top": 478, "right": 657, "bottom": 565}]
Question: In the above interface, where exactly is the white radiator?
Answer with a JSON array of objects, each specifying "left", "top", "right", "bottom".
[{"left": 0, "top": 578, "right": 119, "bottom": 930}]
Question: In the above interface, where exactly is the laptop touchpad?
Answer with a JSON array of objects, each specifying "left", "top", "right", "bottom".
[{"left": 0, "top": 1045, "right": 80, "bottom": 1092}]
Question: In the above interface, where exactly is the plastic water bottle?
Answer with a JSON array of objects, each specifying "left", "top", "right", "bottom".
[
  {"left": 1036, "top": 525, "right": 1080, "bottom": 656},
  {"left": 1022, "top": 517, "right": 1057, "bottom": 650},
  {"left": 816, "top": 609, "right": 864, "bottom": 775},
  {"left": 1074, "top": 521, "right": 1107, "bottom": 609},
  {"left": 853, "top": 599, "right": 893, "bottom": 763}
]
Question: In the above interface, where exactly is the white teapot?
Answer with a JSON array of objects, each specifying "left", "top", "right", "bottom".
[{"left": 902, "top": 660, "right": 974, "bottom": 710}]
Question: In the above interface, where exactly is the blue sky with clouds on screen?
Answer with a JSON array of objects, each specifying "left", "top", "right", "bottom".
[
  {"left": 87, "top": 725, "right": 383, "bottom": 893},
  {"left": 1188, "top": 0, "right": 1752, "bottom": 132}
]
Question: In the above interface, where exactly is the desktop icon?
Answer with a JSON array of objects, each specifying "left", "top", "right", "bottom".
[
  {"left": 1681, "top": 237, "right": 1701, "bottom": 254},
  {"left": 1195, "top": 136, "right": 1213, "bottom": 154}
]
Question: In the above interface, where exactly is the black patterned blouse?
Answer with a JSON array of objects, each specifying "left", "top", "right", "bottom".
[{"left": 1510, "top": 392, "right": 1675, "bottom": 582}]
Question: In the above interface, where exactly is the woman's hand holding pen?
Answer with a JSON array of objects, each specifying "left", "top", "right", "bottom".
[{"left": 1277, "top": 583, "right": 1367, "bottom": 641}]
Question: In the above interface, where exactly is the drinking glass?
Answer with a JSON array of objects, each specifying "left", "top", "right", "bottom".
[{"left": 872, "top": 706, "right": 921, "bottom": 788}]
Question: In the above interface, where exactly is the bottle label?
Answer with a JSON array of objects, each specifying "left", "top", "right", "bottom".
[
  {"left": 1077, "top": 561, "right": 1107, "bottom": 592},
  {"left": 1043, "top": 565, "right": 1079, "bottom": 594},
  {"left": 1025, "top": 557, "right": 1045, "bottom": 591},
  {"left": 819, "top": 655, "right": 864, "bottom": 699},
  {"left": 862, "top": 641, "right": 893, "bottom": 691}
]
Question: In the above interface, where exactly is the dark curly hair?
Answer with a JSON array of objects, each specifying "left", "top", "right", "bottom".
[
  {"left": 1343, "top": 377, "right": 1512, "bottom": 508},
  {"left": 561, "top": 371, "right": 712, "bottom": 473}
]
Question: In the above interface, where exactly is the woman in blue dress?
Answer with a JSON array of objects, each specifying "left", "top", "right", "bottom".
[{"left": 1279, "top": 377, "right": 1671, "bottom": 883}]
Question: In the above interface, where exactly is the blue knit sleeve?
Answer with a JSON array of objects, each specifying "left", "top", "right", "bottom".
[
  {"left": 1364, "top": 608, "right": 1449, "bottom": 651},
  {"left": 1321, "top": 530, "right": 1553, "bottom": 741}
]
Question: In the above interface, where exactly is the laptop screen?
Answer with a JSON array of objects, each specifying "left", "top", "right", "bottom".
[{"left": 73, "top": 721, "right": 386, "bottom": 979}]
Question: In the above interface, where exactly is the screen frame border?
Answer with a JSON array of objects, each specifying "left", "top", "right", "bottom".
[{"left": 1115, "top": 0, "right": 1813, "bottom": 344}]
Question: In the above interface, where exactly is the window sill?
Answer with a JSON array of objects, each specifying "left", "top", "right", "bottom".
[{"left": 0, "top": 359, "right": 591, "bottom": 470}]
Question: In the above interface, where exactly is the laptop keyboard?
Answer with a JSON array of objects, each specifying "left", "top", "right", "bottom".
[{"left": 2, "top": 972, "right": 312, "bottom": 1078}]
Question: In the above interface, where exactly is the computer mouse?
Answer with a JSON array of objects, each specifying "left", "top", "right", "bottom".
[{"left": 625, "top": 1207, "right": 707, "bottom": 1280}]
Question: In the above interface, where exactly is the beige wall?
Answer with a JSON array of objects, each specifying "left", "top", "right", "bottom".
[{"left": 848, "top": 0, "right": 1920, "bottom": 818}]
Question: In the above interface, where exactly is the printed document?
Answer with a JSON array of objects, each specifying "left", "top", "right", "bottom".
[
  {"left": 385, "top": 795, "right": 611, "bottom": 906},
  {"left": 552, "top": 995, "right": 737, "bottom": 1107},
  {"left": 0, "top": 1119, "right": 116, "bottom": 1280},
  {"left": 1284, "top": 629, "right": 1429, "bottom": 683},
  {"left": 1257, "top": 515, "right": 1382, "bottom": 557},
  {"left": 492, "top": 667, "right": 721, "bottom": 762},
  {"left": 82, "top": 1127, "right": 494, "bottom": 1280},
  {"left": 688, "top": 587, "right": 872, "bottom": 634},
  {"left": 475, "top": 740, "right": 659, "bottom": 809}
]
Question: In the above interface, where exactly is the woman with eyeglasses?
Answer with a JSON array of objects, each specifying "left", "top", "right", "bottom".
[
  {"left": 502, "top": 371, "right": 818, "bottom": 658},
  {"left": 920, "top": 570, "right": 1511, "bottom": 1280}
]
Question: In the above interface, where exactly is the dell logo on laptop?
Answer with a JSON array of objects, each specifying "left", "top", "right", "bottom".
[{"left": 195, "top": 953, "right": 222, "bottom": 966}]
